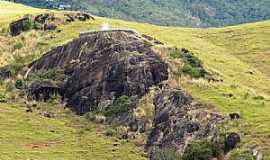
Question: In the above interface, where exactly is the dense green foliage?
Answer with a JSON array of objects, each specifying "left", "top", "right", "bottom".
[
  {"left": 16, "top": 0, "right": 270, "bottom": 27},
  {"left": 105, "top": 95, "right": 131, "bottom": 116},
  {"left": 182, "top": 141, "right": 215, "bottom": 160},
  {"left": 170, "top": 48, "right": 209, "bottom": 78}
]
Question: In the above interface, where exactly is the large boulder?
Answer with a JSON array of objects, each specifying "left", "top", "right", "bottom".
[
  {"left": 224, "top": 133, "right": 241, "bottom": 153},
  {"left": 28, "top": 30, "right": 168, "bottom": 114},
  {"left": 10, "top": 17, "right": 31, "bottom": 36},
  {"left": 44, "top": 23, "right": 57, "bottom": 31},
  {"left": 0, "top": 69, "right": 12, "bottom": 80},
  {"left": 146, "top": 89, "right": 225, "bottom": 157},
  {"left": 28, "top": 81, "right": 63, "bottom": 101},
  {"left": 34, "top": 13, "right": 54, "bottom": 24}
]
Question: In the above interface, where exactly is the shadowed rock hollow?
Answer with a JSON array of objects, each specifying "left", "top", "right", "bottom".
[{"left": 29, "top": 30, "right": 168, "bottom": 114}]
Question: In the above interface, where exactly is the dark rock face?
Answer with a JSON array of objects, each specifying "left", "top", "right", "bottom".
[
  {"left": 34, "top": 13, "right": 54, "bottom": 24},
  {"left": 229, "top": 113, "right": 240, "bottom": 120},
  {"left": 146, "top": 89, "right": 225, "bottom": 156},
  {"left": 10, "top": 17, "right": 31, "bottom": 36},
  {"left": 44, "top": 23, "right": 57, "bottom": 31},
  {"left": 0, "top": 69, "right": 12, "bottom": 80},
  {"left": 225, "top": 133, "right": 241, "bottom": 153},
  {"left": 64, "top": 12, "right": 95, "bottom": 22},
  {"left": 64, "top": 14, "right": 75, "bottom": 22},
  {"left": 28, "top": 81, "right": 62, "bottom": 101},
  {"left": 29, "top": 30, "right": 168, "bottom": 114}
]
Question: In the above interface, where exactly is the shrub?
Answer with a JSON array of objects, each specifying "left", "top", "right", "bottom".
[
  {"left": 105, "top": 95, "right": 131, "bottom": 116},
  {"left": 27, "top": 68, "right": 66, "bottom": 82},
  {"left": 9, "top": 54, "right": 37, "bottom": 74},
  {"left": 228, "top": 149, "right": 254, "bottom": 160},
  {"left": 15, "top": 79, "right": 24, "bottom": 89},
  {"left": 182, "top": 64, "right": 207, "bottom": 79},
  {"left": 105, "top": 128, "right": 116, "bottom": 137},
  {"left": 85, "top": 112, "right": 97, "bottom": 121},
  {"left": 33, "top": 22, "right": 43, "bottom": 30},
  {"left": 182, "top": 140, "right": 214, "bottom": 160},
  {"left": 13, "top": 41, "right": 24, "bottom": 50},
  {"left": 170, "top": 48, "right": 209, "bottom": 79},
  {"left": 5, "top": 82, "right": 15, "bottom": 92},
  {"left": 153, "top": 149, "right": 182, "bottom": 160},
  {"left": 0, "top": 93, "right": 6, "bottom": 103},
  {"left": 0, "top": 27, "right": 8, "bottom": 34},
  {"left": 23, "top": 17, "right": 35, "bottom": 31}
]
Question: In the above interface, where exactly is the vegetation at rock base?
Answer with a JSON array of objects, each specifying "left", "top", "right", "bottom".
[
  {"left": 182, "top": 140, "right": 222, "bottom": 160},
  {"left": 105, "top": 95, "right": 132, "bottom": 117},
  {"left": 26, "top": 68, "right": 66, "bottom": 83},
  {"left": 153, "top": 149, "right": 182, "bottom": 160}
]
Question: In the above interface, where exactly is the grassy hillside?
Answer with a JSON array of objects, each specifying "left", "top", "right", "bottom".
[
  {"left": 17, "top": 0, "right": 270, "bottom": 27},
  {"left": 0, "top": 1, "right": 43, "bottom": 26},
  {"left": 1, "top": 1, "right": 270, "bottom": 159},
  {"left": 0, "top": 2, "right": 146, "bottom": 160}
]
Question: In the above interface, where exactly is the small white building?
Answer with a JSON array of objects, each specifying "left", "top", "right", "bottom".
[{"left": 101, "top": 22, "right": 109, "bottom": 30}]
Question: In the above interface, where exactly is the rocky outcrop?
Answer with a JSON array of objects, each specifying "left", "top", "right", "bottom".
[
  {"left": 146, "top": 88, "right": 226, "bottom": 157},
  {"left": 10, "top": 12, "right": 94, "bottom": 36},
  {"left": 29, "top": 30, "right": 168, "bottom": 114},
  {"left": 64, "top": 12, "right": 95, "bottom": 22},
  {"left": 34, "top": 13, "right": 55, "bottom": 24},
  {"left": 0, "top": 68, "right": 12, "bottom": 79},
  {"left": 10, "top": 17, "right": 31, "bottom": 36},
  {"left": 28, "top": 81, "right": 63, "bottom": 101},
  {"left": 224, "top": 133, "right": 241, "bottom": 153},
  {"left": 44, "top": 23, "right": 57, "bottom": 31}
]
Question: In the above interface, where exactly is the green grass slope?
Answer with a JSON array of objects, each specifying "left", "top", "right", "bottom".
[
  {"left": 1, "top": 1, "right": 270, "bottom": 159},
  {"left": 0, "top": 1, "right": 43, "bottom": 26},
  {"left": 0, "top": 103, "right": 146, "bottom": 160}
]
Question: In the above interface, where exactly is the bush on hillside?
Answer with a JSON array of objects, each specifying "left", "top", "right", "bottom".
[
  {"left": 182, "top": 140, "right": 216, "bottom": 160},
  {"left": 15, "top": 79, "right": 25, "bottom": 89},
  {"left": 13, "top": 41, "right": 24, "bottom": 50},
  {"left": 228, "top": 149, "right": 254, "bottom": 160},
  {"left": 170, "top": 48, "right": 210, "bottom": 79},
  {"left": 105, "top": 95, "right": 131, "bottom": 116},
  {"left": 153, "top": 149, "right": 182, "bottom": 160},
  {"left": 26, "top": 68, "right": 66, "bottom": 84}
]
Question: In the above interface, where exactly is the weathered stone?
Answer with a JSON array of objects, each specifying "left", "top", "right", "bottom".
[
  {"left": 64, "top": 14, "right": 75, "bottom": 22},
  {"left": 129, "top": 120, "right": 139, "bottom": 132},
  {"left": 28, "top": 81, "right": 62, "bottom": 101},
  {"left": 44, "top": 23, "right": 57, "bottom": 31},
  {"left": 64, "top": 12, "right": 95, "bottom": 22},
  {"left": 43, "top": 112, "right": 55, "bottom": 118},
  {"left": 252, "top": 145, "right": 263, "bottom": 160},
  {"left": 146, "top": 89, "right": 225, "bottom": 157},
  {"left": 224, "top": 133, "right": 241, "bottom": 153},
  {"left": 229, "top": 113, "right": 240, "bottom": 120},
  {"left": 34, "top": 13, "right": 54, "bottom": 24},
  {"left": 29, "top": 30, "right": 168, "bottom": 114},
  {"left": 0, "top": 69, "right": 12, "bottom": 79},
  {"left": 10, "top": 17, "right": 31, "bottom": 36}
]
